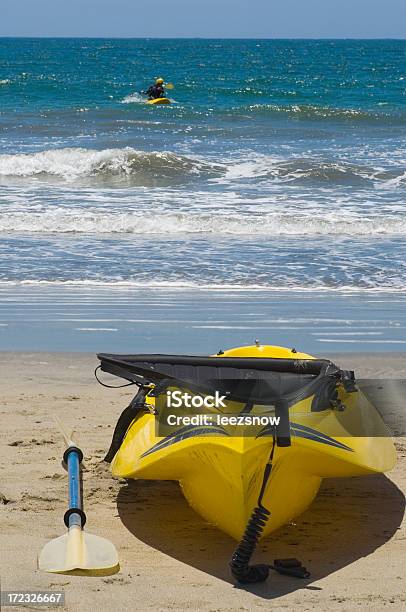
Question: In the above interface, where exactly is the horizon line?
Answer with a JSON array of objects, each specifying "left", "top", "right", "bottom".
[{"left": 0, "top": 35, "right": 405, "bottom": 41}]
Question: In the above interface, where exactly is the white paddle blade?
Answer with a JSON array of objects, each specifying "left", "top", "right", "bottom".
[
  {"left": 53, "top": 415, "right": 76, "bottom": 448},
  {"left": 39, "top": 526, "right": 119, "bottom": 575}
]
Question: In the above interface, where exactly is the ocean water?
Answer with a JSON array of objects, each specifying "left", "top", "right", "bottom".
[{"left": 1, "top": 39, "right": 406, "bottom": 351}]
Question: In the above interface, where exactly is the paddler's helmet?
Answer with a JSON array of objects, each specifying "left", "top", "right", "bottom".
[{"left": 156, "top": 77, "right": 164, "bottom": 85}]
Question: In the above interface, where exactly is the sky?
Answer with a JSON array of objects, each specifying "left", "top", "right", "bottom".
[{"left": 1, "top": 0, "right": 406, "bottom": 38}]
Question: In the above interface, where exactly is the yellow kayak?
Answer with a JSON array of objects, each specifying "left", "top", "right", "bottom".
[
  {"left": 98, "top": 344, "right": 396, "bottom": 583},
  {"left": 146, "top": 97, "right": 171, "bottom": 105}
]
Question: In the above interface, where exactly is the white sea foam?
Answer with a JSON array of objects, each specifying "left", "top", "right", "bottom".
[
  {"left": 316, "top": 338, "right": 406, "bottom": 344},
  {"left": 121, "top": 93, "right": 176, "bottom": 105},
  {"left": 75, "top": 327, "right": 118, "bottom": 331},
  {"left": 2, "top": 208, "right": 406, "bottom": 236},
  {"left": 310, "top": 331, "right": 383, "bottom": 336},
  {"left": 378, "top": 169, "right": 406, "bottom": 189},
  {"left": 1, "top": 280, "right": 406, "bottom": 293},
  {"left": 121, "top": 92, "right": 145, "bottom": 104}
]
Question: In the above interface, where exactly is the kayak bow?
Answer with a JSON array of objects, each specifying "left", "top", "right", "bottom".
[
  {"left": 146, "top": 97, "right": 171, "bottom": 105},
  {"left": 97, "top": 343, "right": 396, "bottom": 583}
]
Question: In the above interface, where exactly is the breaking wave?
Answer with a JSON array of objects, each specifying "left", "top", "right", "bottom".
[
  {"left": 0, "top": 148, "right": 404, "bottom": 188},
  {"left": 2, "top": 279, "right": 406, "bottom": 293},
  {"left": 0, "top": 147, "right": 222, "bottom": 183},
  {"left": 221, "top": 156, "right": 406, "bottom": 186},
  {"left": 2, "top": 209, "right": 406, "bottom": 236}
]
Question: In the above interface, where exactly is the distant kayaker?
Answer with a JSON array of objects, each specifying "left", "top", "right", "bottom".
[{"left": 146, "top": 77, "right": 165, "bottom": 100}]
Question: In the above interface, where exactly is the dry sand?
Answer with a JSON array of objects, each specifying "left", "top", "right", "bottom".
[{"left": 1, "top": 352, "right": 405, "bottom": 611}]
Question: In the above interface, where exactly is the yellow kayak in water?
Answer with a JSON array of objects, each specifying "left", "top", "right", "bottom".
[
  {"left": 98, "top": 344, "right": 396, "bottom": 583},
  {"left": 146, "top": 97, "right": 171, "bottom": 105}
]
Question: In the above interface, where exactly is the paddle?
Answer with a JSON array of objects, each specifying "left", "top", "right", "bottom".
[{"left": 38, "top": 419, "right": 119, "bottom": 575}]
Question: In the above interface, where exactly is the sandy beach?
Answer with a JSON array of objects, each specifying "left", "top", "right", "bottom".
[{"left": 1, "top": 351, "right": 405, "bottom": 611}]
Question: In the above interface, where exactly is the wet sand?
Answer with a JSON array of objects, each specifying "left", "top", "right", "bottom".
[
  {"left": 1, "top": 352, "right": 405, "bottom": 611},
  {"left": 1, "top": 286, "right": 406, "bottom": 354}
]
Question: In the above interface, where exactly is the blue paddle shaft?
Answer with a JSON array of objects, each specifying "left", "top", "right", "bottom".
[
  {"left": 67, "top": 449, "right": 82, "bottom": 511},
  {"left": 63, "top": 446, "right": 86, "bottom": 529}
]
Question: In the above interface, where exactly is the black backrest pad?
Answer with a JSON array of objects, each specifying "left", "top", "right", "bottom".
[{"left": 97, "top": 353, "right": 341, "bottom": 406}]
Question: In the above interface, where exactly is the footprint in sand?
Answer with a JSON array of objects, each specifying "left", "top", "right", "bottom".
[{"left": 8, "top": 438, "right": 55, "bottom": 447}]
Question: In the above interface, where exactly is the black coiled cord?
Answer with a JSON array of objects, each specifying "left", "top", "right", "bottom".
[
  {"left": 229, "top": 504, "right": 271, "bottom": 583},
  {"left": 230, "top": 434, "right": 276, "bottom": 584},
  {"left": 229, "top": 432, "right": 310, "bottom": 584}
]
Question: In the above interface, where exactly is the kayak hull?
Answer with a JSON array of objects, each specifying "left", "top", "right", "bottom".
[
  {"left": 146, "top": 97, "right": 171, "bottom": 105},
  {"left": 110, "top": 345, "right": 396, "bottom": 540}
]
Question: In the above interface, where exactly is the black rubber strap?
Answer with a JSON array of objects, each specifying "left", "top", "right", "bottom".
[
  {"left": 63, "top": 446, "right": 83, "bottom": 464},
  {"left": 64, "top": 507, "right": 87, "bottom": 528},
  {"left": 104, "top": 386, "right": 150, "bottom": 463}
]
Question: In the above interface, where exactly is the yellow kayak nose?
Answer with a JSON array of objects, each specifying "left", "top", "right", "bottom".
[{"left": 100, "top": 344, "right": 396, "bottom": 541}]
